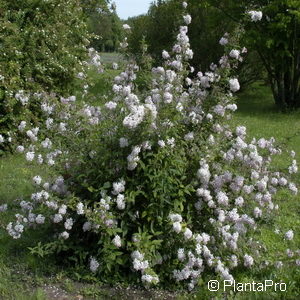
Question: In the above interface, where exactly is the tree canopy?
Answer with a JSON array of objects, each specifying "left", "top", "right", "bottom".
[{"left": 127, "top": 0, "right": 300, "bottom": 109}]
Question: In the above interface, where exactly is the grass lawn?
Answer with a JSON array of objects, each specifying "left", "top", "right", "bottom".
[
  {"left": 99, "top": 53, "right": 124, "bottom": 65},
  {"left": 0, "top": 82, "right": 299, "bottom": 299}
]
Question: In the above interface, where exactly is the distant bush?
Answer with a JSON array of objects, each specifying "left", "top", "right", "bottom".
[
  {"left": 87, "top": 5, "right": 122, "bottom": 53},
  {"left": 0, "top": 0, "right": 89, "bottom": 151}
]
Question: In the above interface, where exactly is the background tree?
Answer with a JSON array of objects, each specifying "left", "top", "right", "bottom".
[
  {"left": 127, "top": 0, "right": 233, "bottom": 68},
  {"left": 80, "top": 0, "right": 108, "bottom": 15},
  {"left": 207, "top": 0, "right": 300, "bottom": 110},
  {"left": 87, "top": 2, "right": 122, "bottom": 52},
  {"left": 127, "top": 0, "right": 265, "bottom": 89},
  {"left": 127, "top": 15, "right": 150, "bottom": 58}
]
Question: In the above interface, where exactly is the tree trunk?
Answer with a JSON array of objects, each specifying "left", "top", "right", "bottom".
[{"left": 272, "top": 73, "right": 300, "bottom": 110}]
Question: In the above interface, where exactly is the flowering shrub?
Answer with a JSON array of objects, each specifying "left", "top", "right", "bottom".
[{"left": 5, "top": 2, "right": 298, "bottom": 290}]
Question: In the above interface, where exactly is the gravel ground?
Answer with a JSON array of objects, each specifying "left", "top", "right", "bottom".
[{"left": 41, "top": 282, "right": 186, "bottom": 300}]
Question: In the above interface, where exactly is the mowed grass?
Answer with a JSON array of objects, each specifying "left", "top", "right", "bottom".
[{"left": 0, "top": 82, "right": 299, "bottom": 299}]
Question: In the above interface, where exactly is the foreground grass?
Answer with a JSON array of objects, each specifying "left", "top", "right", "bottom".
[{"left": 0, "top": 82, "right": 299, "bottom": 299}]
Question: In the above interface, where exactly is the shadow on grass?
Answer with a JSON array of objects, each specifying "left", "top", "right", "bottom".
[{"left": 237, "top": 82, "right": 280, "bottom": 117}]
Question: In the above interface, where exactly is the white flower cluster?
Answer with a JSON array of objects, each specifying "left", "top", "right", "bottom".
[
  {"left": 123, "top": 24, "right": 131, "bottom": 30},
  {"left": 219, "top": 36, "right": 228, "bottom": 46},
  {"left": 248, "top": 10, "right": 263, "bottom": 22},
  {"left": 229, "top": 78, "right": 240, "bottom": 92},
  {"left": 285, "top": 230, "right": 294, "bottom": 241},
  {"left": 90, "top": 257, "right": 100, "bottom": 273},
  {"left": 141, "top": 274, "right": 159, "bottom": 285},
  {"left": 112, "top": 179, "right": 125, "bottom": 195},
  {"left": 289, "top": 160, "right": 298, "bottom": 174},
  {"left": 7, "top": 220, "right": 24, "bottom": 239},
  {"left": 18, "top": 121, "right": 27, "bottom": 132},
  {"left": 112, "top": 235, "right": 122, "bottom": 247},
  {"left": 183, "top": 15, "right": 192, "bottom": 25},
  {"left": 88, "top": 48, "right": 103, "bottom": 72},
  {"left": 127, "top": 146, "right": 141, "bottom": 170},
  {"left": 15, "top": 90, "right": 29, "bottom": 105},
  {"left": 0, "top": 204, "right": 8, "bottom": 212},
  {"left": 244, "top": 254, "right": 254, "bottom": 267},
  {"left": 169, "top": 213, "right": 183, "bottom": 233},
  {"left": 131, "top": 250, "right": 159, "bottom": 284},
  {"left": 76, "top": 202, "right": 84, "bottom": 215},
  {"left": 123, "top": 105, "right": 145, "bottom": 129}
]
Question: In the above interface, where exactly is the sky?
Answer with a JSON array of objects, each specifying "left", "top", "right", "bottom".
[{"left": 114, "top": 0, "right": 153, "bottom": 20}]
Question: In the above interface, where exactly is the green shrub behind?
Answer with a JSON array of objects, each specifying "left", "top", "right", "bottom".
[{"left": 0, "top": 0, "right": 89, "bottom": 149}]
